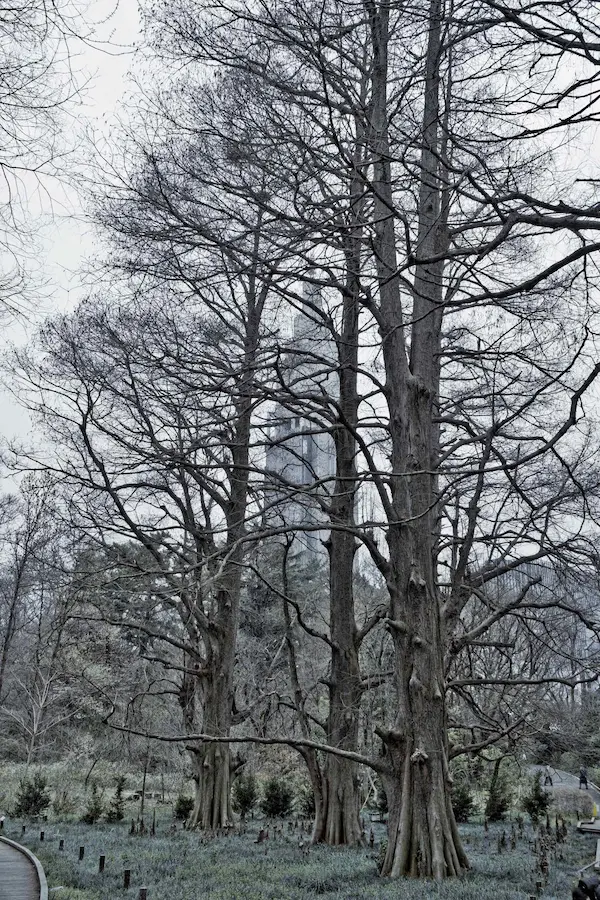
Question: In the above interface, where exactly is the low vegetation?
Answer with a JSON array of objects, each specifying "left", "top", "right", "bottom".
[
  {"left": 4, "top": 811, "right": 594, "bottom": 900},
  {"left": 1, "top": 763, "right": 598, "bottom": 900}
]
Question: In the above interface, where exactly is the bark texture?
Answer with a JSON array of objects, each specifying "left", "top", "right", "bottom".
[
  {"left": 313, "top": 137, "right": 366, "bottom": 846},
  {"left": 367, "top": 0, "right": 468, "bottom": 876}
]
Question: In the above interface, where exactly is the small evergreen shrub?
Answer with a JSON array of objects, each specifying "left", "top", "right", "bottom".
[
  {"left": 485, "top": 774, "right": 512, "bottom": 821},
  {"left": 105, "top": 775, "right": 126, "bottom": 823},
  {"left": 81, "top": 782, "right": 104, "bottom": 824},
  {"left": 232, "top": 773, "right": 258, "bottom": 819},
  {"left": 260, "top": 776, "right": 293, "bottom": 818},
  {"left": 174, "top": 794, "right": 194, "bottom": 820},
  {"left": 13, "top": 773, "right": 51, "bottom": 818},
  {"left": 522, "top": 774, "right": 551, "bottom": 824},
  {"left": 451, "top": 781, "right": 475, "bottom": 822}
]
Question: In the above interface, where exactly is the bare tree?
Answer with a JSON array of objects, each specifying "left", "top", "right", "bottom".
[
  {"left": 12, "top": 267, "right": 272, "bottom": 827},
  {"left": 0, "top": 477, "right": 58, "bottom": 704},
  {"left": 137, "top": 0, "right": 600, "bottom": 877},
  {"left": 0, "top": 0, "right": 86, "bottom": 315}
]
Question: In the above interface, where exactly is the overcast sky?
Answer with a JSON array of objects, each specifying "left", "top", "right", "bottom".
[{"left": 0, "top": 0, "right": 141, "bottom": 444}]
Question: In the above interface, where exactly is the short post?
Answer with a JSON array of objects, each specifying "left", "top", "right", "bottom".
[
  {"left": 21, "top": 824, "right": 26, "bottom": 836},
  {"left": 79, "top": 845, "right": 85, "bottom": 861},
  {"left": 99, "top": 855, "right": 105, "bottom": 873},
  {"left": 59, "top": 839, "right": 64, "bottom": 852},
  {"left": 123, "top": 869, "right": 131, "bottom": 889},
  {"left": 139, "top": 889, "right": 147, "bottom": 900},
  {"left": 40, "top": 830, "right": 44, "bottom": 841}
]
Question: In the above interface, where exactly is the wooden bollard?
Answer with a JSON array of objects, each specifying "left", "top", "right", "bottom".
[
  {"left": 123, "top": 869, "right": 131, "bottom": 889},
  {"left": 21, "top": 824, "right": 26, "bottom": 836},
  {"left": 40, "top": 830, "right": 44, "bottom": 841},
  {"left": 59, "top": 839, "right": 64, "bottom": 851},
  {"left": 139, "top": 889, "right": 147, "bottom": 900},
  {"left": 99, "top": 855, "right": 105, "bottom": 873},
  {"left": 79, "top": 846, "right": 85, "bottom": 861}
]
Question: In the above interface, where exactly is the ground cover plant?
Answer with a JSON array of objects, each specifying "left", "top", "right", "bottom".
[{"left": 4, "top": 809, "right": 597, "bottom": 900}]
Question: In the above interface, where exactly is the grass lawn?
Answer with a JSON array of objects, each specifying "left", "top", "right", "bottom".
[{"left": 5, "top": 810, "right": 594, "bottom": 899}]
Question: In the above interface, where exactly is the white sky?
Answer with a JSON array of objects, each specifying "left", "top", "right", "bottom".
[{"left": 0, "top": 0, "right": 141, "bottom": 443}]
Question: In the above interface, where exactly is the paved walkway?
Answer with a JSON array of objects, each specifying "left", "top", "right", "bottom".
[
  {"left": 529, "top": 765, "right": 600, "bottom": 805},
  {"left": 0, "top": 838, "right": 43, "bottom": 900}
]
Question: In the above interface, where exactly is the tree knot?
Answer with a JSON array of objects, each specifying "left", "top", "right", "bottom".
[
  {"left": 410, "top": 748, "right": 429, "bottom": 765},
  {"left": 409, "top": 567, "right": 426, "bottom": 588}
]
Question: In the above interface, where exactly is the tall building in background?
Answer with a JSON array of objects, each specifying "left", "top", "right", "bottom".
[{"left": 265, "top": 279, "right": 337, "bottom": 557}]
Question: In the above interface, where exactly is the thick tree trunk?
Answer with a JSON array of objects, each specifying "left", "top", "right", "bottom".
[
  {"left": 189, "top": 741, "right": 232, "bottom": 830},
  {"left": 380, "top": 726, "right": 466, "bottom": 878},
  {"left": 316, "top": 754, "right": 364, "bottom": 845},
  {"left": 186, "top": 287, "right": 261, "bottom": 829},
  {"left": 380, "top": 477, "right": 467, "bottom": 877},
  {"left": 366, "top": 0, "right": 468, "bottom": 877},
  {"left": 313, "top": 118, "right": 366, "bottom": 847},
  {"left": 377, "top": 377, "right": 468, "bottom": 877},
  {"left": 316, "top": 531, "right": 364, "bottom": 847},
  {"left": 188, "top": 670, "right": 234, "bottom": 829}
]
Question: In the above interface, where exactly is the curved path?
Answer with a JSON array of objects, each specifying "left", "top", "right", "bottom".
[
  {"left": 0, "top": 836, "right": 47, "bottom": 900},
  {"left": 529, "top": 765, "right": 600, "bottom": 805}
]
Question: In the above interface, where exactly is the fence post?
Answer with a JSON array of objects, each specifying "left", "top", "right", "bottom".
[
  {"left": 99, "top": 855, "right": 105, "bottom": 873},
  {"left": 123, "top": 869, "right": 131, "bottom": 889},
  {"left": 59, "top": 839, "right": 64, "bottom": 851},
  {"left": 79, "top": 846, "right": 85, "bottom": 861}
]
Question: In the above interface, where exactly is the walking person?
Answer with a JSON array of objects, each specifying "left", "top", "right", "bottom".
[
  {"left": 580, "top": 765, "right": 589, "bottom": 790},
  {"left": 543, "top": 765, "right": 553, "bottom": 787}
]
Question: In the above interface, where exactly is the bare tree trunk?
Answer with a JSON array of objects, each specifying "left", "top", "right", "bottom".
[
  {"left": 188, "top": 665, "right": 234, "bottom": 829},
  {"left": 140, "top": 748, "right": 149, "bottom": 823},
  {"left": 318, "top": 513, "right": 363, "bottom": 846},
  {"left": 366, "top": 0, "right": 467, "bottom": 876},
  {"left": 313, "top": 108, "right": 367, "bottom": 847}
]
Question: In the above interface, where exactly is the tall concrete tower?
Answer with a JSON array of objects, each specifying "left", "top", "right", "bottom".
[{"left": 265, "top": 280, "right": 337, "bottom": 557}]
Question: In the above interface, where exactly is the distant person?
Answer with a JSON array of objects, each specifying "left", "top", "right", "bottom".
[
  {"left": 543, "top": 765, "right": 553, "bottom": 786},
  {"left": 580, "top": 766, "right": 589, "bottom": 790}
]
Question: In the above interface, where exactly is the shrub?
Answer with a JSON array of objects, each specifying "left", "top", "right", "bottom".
[
  {"left": 260, "top": 776, "right": 293, "bottom": 818},
  {"left": 485, "top": 773, "right": 512, "bottom": 821},
  {"left": 174, "top": 794, "right": 194, "bottom": 820},
  {"left": 52, "top": 788, "right": 77, "bottom": 817},
  {"left": 451, "top": 781, "right": 475, "bottom": 823},
  {"left": 81, "top": 782, "right": 104, "bottom": 824},
  {"left": 13, "top": 773, "right": 51, "bottom": 818},
  {"left": 522, "top": 774, "right": 551, "bottom": 824},
  {"left": 105, "top": 775, "right": 126, "bottom": 823},
  {"left": 232, "top": 773, "right": 258, "bottom": 819}
]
